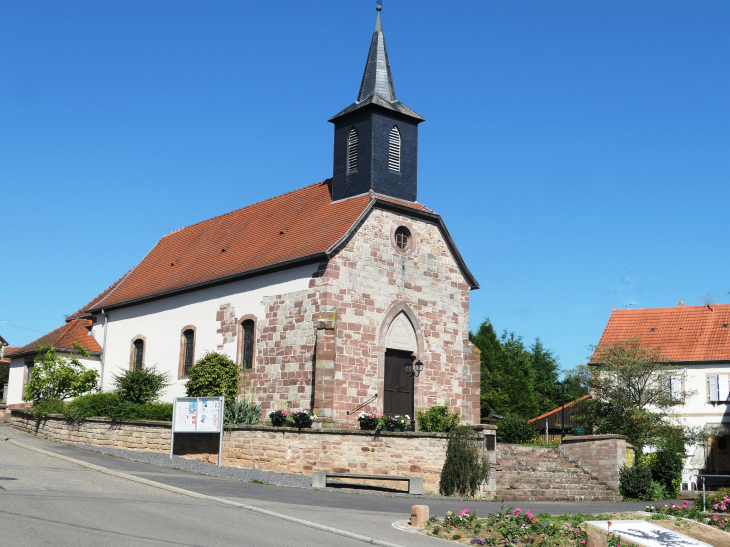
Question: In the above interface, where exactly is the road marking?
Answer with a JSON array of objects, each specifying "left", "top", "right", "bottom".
[{"left": 3, "top": 437, "right": 407, "bottom": 547}]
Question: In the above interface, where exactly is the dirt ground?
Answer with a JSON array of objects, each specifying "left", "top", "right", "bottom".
[{"left": 649, "top": 519, "right": 730, "bottom": 547}]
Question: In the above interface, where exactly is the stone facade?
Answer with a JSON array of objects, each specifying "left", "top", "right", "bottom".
[
  {"left": 560, "top": 435, "right": 637, "bottom": 490},
  {"left": 246, "top": 207, "right": 480, "bottom": 426},
  {"left": 10, "top": 411, "right": 496, "bottom": 495}
]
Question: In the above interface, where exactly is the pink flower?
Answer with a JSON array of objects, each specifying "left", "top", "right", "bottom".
[{"left": 714, "top": 504, "right": 719, "bottom": 510}]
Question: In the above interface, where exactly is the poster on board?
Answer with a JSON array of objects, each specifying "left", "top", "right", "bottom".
[
  {"left": 174, "top": 399, "right": 197, "bottom": 432},
  {"left": 197, "top": 398, "right": 221, "bottom": 432}
]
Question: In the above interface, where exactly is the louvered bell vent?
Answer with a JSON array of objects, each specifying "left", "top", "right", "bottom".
[
  {"left": 347, "top": 127, "right": 358, "bottom": 172},
  {"left": 388, "top": 126, "right": 400, "bottom": 172}
]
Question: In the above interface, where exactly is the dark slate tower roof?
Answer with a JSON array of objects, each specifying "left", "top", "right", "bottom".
[{"left": 329, "top": 5, "right": 423, "bottom": 123}]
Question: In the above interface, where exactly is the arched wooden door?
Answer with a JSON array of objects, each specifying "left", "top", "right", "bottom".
[{"left": 383, "top": 348, "right": 414, "bottom": 417}]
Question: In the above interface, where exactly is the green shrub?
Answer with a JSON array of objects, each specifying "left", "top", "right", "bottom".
[
  {"left": 64, "top": 392, "right": 119, "bottom": 422},
  {"left": 647, "top": 446, "right": 683, "bottom": 499},
  {"left": 185, "top": 352, "right": 239, "bottom": 403},
  {"left": 618, "top": 464, "right": 652, "bottom": 500},
  {"left": 113, "top": 365, "right": 170, "bottom": 404},
  {"left": 439, "top": 425, "right": 490, "bottom": 497},
  {"left": 23, "top": 344, "right": 99, "bottom": 403},
  {"left": 64, "top": 392, "right": 172, "bottom": 422},
  {"left": 225, "top": 400, "right": 262, "bottom": 425},
  {"left": 30, "top": 398, "right": 65, "bottom": 419},
  {"left": 416, "top": 405, "right": 461, "bottom": 432},
  {"left": 496, "top": 416, "right": 536, "bottom": 444},
  {"left": 648, "top": 480, "right": 668, "bottom": 501}
]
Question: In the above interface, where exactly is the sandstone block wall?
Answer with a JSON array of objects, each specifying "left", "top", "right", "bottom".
[
  {"left": 10, "top": 411, "right": 496, "bottom": 496},
  {"left": 561, "top": 435, "right": 636, "bottom": 490}
]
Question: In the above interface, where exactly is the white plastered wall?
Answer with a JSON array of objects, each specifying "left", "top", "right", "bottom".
[
  {"left": 100, "top": 264, "right": 318, "bottom": 402},
  {"left": 675, "top": 363, "right": 730, "bottom": 429},
  {"left": 6, "top": 353, "right": 101, "bottom": 406}
]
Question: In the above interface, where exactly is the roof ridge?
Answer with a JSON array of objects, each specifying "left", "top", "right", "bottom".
[
  {"left": 163, "top": 180, "right": 330, "bottom": 238},
  {"left": 613, "top": 304, "right": 730, "bottom": 312}
]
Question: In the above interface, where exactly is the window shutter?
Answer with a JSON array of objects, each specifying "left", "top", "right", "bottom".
[
  {"left": 720, "top": 375, "right": 730, "bottom": 402},
  {"left": 710, "top": 375, "right": 719, "bottom": 402},
  {"left": 388, "top": 126, "right": 400, "bottom": 172},
  {"left": 347, "top": 127, "right": 358, "bottom": 173},
  {"left": 671, "top": 377, "right": 682, "bottom": 403}
]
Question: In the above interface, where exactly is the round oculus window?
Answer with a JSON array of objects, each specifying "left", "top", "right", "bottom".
[{"left": 394, "top": 226, "right": 411, "bottom": 251}]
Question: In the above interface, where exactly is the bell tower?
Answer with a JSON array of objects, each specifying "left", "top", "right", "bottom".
[{"left": 329, "top": 3, "right": 424, "bottom": 202}]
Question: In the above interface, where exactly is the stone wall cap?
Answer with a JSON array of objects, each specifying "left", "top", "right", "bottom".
[
  {"left": 10, "top": 409, "right": 172, "bottom": 428},
  {"left": 561, "top": 434, "right": 628, "bottom": 443}
]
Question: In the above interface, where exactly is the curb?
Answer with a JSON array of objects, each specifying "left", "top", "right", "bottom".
[{"left": 3, "top": 436, "right": 406, "bottom": 547}]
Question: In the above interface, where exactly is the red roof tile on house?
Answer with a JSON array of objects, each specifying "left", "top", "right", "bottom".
[
  {"left": 1, "top": 346, "right": 19, "bottom": 364},
  {"left": 595, "top": 304, "right": 730, "bottom": 362},
  {"left": 9, "top": 319, "right": 102, "bottom": 357},
  {"left": 84, "top": 180, "right": 462, "bottom": 311}
]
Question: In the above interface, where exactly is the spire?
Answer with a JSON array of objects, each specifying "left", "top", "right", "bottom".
[{"left": 357, "top": 3, "right": 396, "bottom": 103}]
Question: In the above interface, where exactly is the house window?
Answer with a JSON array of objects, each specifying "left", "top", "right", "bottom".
[
  {"left": 661, "top": 376, "right": 683, "bottom": 404},
  {"left": 347, "top": 127, "right": 358, "bottom": 173},
  {"left": 709, "top": 374, "right": 730, "bottom": 403},
  {"left": 388, "top": 126, "right": 401, "bottom": 172},
  {"left": 394, "top": 226, "right": 411, "bottom": 250},
  {"left": 179, "top": 327, "right": 196, "bottom": 379},
  {"left": 23, "top": 358, "right": 34, "bottom": 387},
  {"left": 241, "top": 320, "right": 255, "bottom": 369}
]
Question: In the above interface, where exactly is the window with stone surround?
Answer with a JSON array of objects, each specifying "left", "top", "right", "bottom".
[
  {"left": 394, "top": 226, "right": 411, "bottom": 250},
  {"left": 179, "top": 326, "right": 196, "bottom": 379},
  {"left": 241, "top": 320, "right": 255, "bottom": 369},
  {"left": 129, "top": 335, "right": 146, "bottom": 370}
]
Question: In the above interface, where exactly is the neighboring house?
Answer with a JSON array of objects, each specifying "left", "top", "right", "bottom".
[
  {"left": 5, "top": 319, "right": 102, "bottom": 407},
  {"left": 4, "top": 8, "right": 481, "bottom": 426},
  {"left": 595, "top": 303, "right": 730, "bottom": 480},
  {"left": 1, "top": 336, "right": 18, "bottom": 403}
]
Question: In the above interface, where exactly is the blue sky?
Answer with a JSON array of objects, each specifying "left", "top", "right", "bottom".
[{"left": 1, "top": 1, "right": 728, "bottom": 371}]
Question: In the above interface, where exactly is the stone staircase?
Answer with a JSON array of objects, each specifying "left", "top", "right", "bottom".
[{"left": 495, "top": 444, "right": 622, "bottom": 502}]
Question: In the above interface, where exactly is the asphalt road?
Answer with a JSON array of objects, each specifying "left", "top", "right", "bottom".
[{"left": 0, "top": 424, "right": 675, "bottom": 546}]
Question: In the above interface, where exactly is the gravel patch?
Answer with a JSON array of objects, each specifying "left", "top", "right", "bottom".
[{"left": 72, "top": 443, "right": 313, "bottom": 488}]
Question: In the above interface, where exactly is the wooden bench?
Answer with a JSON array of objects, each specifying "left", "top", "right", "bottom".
[{"left": 311, "top": 472, "right": 423, "bottom": 494}]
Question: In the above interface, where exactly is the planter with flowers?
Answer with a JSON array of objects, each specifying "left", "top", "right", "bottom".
[
  {"left": 268, "top": 409, "right": 292, "bottom": 427},
  {"left": 358, "top": 412, "right": 385, "bottom": 431},
  {"left": 291, "top": 411, "right": 315, "bottom": 429},
  {"left": 387, "top": 415, "right": 410, "bottom": 432}
]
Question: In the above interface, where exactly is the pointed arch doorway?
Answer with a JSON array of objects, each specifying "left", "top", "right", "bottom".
[{"left": 383, "top": 312, "right": 417, "bottom": 417}]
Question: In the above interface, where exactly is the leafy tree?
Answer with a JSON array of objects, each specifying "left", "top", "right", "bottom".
[
  {"left": 113, "top": 365, "right": 170, "bottom": 404},
  {"left": 185, "top": 351, "right": 239, "bottom": 403},
  {"left": 575, "top": 338, "right": 696, "bottom": 451},
  {"left": 439, "top": 425, "right": 491, "bottom": 497},
  {"left": 23, "top": 344, "right": 99, "bottom": 403}
]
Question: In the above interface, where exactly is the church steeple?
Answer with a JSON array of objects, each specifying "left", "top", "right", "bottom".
[
  {"left": 357, "top": 5, "right": 396, "bottom": 103},
  {"left": 329, "top": 3, "right": 424, "bottom": 203}
]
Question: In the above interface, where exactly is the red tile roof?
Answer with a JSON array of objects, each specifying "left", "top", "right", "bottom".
[
  {"left": 8, "top": 319, "right": 102, "bottom": 358},
  {"left": 1, "top": 346, "right": 19, "bottom": 364},
  {"left": 85, "top": 180, "right": 462, "bottom": 311},
  {"left": 595, "top": 304, "right": 730, "bottom": 362}
]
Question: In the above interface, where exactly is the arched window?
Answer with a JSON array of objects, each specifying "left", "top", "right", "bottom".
[
  {"left": 347, "top": 127, "right": 358, "bottom": 173},
  {"left": 388, "top": 126, "right": 401, "bottom": 172},
  {"left": 130, "top": 335, "right": 146, "bottom": 370},
  {"left": 179, "top": 327, "right": 196, "bottom": 379},
  {"left": 241, "top": 319, "right": 255, "bottom": 369}
]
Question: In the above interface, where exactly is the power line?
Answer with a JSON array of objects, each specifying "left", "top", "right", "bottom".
[{"left": 0, "top": 321, "right": 46, "bottom": 334}]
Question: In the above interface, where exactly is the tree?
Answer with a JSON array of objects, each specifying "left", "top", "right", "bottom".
[
  {"left": 185, "top": 351, "right": 239, "bottom": 403},
  {"left": 575, "top": 338, "right": 695, "bottom": 451},
  {"left": 23, "top": 344, "right": 99, "bottom": 403},
  {"left": 113, "top": 365, "right": 170, "bottom": 404},
  {"left": 528, "top": 338, "right": 561, "bottom": 414}
]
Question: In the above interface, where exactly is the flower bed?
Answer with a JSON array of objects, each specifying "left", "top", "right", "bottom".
[
  {"left": 357, "top": 412, "right": 410, "bottom": 431},
  {"left": 425, "top": 507, "right": 589, "bottom": 546},
  {"left": 645, "top": 500, "right": 730, "bottom": 531}
]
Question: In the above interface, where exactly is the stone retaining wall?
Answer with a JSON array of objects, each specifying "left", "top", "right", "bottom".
[
  {"left": 560, "top": 434, "right": 636, "bottom": 490},
  {"left": 10, "top": 410, "right": 496, "bottom": 496}
]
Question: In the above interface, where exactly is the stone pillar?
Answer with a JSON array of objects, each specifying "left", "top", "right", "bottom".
[
  {"left": 313, "top": 307, "right": 337, "bottom": 419},
  {"left": 462, "top": 340, "right": 481, "bottom": 425}
]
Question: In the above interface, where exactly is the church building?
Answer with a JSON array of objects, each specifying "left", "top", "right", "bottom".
[{"left": 6, "top": 6, "right": 481, "bottom": 427}]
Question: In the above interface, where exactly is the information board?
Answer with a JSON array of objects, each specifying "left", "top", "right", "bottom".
[{"left": 171, "top": 396, "right": 225, "bottom": 466}]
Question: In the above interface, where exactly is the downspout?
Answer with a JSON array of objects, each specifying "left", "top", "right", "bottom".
[{"left": 100, "top": 309, "right": 108, "bottom": 389}]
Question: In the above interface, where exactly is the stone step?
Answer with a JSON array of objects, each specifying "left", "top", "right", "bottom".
[
  {"left": 496, "top": 481, "right": 613, "bottom": 491},
  {"left": 497, "top": 492, "right": 622, "bottom": 502},
  {"left": 496, "top": 470, "right": 586, "bottom": 479}
]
